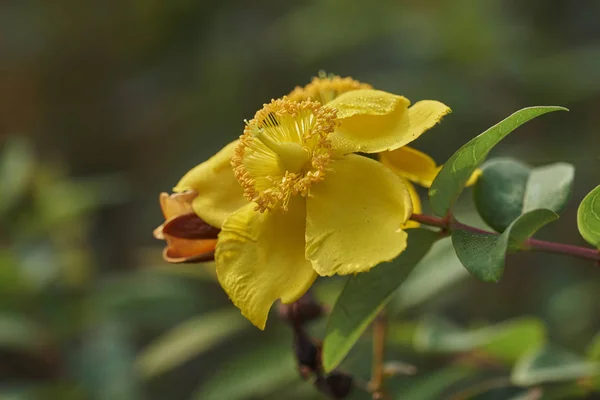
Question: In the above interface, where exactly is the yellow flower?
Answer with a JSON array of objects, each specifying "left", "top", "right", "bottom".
[
  {"left": 171, "top": 82, "right": 449, "bottom": 329},
  {"left": 289, "top": 74, "right": 479, "bottom": 228}
]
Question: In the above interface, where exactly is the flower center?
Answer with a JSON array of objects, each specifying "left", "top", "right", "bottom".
[
  {"left": 287, "top": 74, "right": 373, "bottom": 105},
  {"left": 232, "top": 98, "right": 338, "bottom": 212}
]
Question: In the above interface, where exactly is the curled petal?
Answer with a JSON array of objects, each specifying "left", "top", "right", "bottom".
[
  {"left": 380, "top": 146, "right": 440, "bottom": 188},
  {"left": 404, "top": 100, "right": 451, "bottom": 148},
  {"left": 305, "top": 154, "right": 412, "bottom": 276},
  {"left": 215, "top": 199, "right": 317, "bottom": 329},
  {"left": 402, "top": 179, "right": 421, "bottom": 229},
  {"left": 162, "top": 238, "right": 217, "bottom": 264},
  {"left": 380, "top": 146, "right": 480, "bottom": 188},
  {"left": 157, "top": 191, "right": 196, "bottom": 222},
  {"left": 174, "top": 140, "right": 247, "bottom": 228}
]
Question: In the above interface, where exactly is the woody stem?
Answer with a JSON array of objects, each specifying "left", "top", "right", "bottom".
[{"left": 409, "top": 213, "right": 600, "bottom": 263}]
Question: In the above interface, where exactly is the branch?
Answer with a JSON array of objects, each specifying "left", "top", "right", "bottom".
[{"left": 409, "top": 213, "right": 600, "bottom": 263}]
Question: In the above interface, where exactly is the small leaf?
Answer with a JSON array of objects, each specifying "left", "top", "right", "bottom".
[
  {"left": 474, "top": 158, "right": 574, "bottom": 232},
  {"left": 322, "top": 229, "right": 439, "bottom": 372},
  {"left": 429, "top": 106, "right": 568, "bottom": 216},
  {"left": 524, "top": 163, "right": 574, "bottom": 213},
  {"left": 577, "top": 185, "right": 600, "bottom": 248},
  {"left": 136, "top": 309, "right": 247, "bottom": 379},
  {"left": 473, "top": 158, "right": 531, "bottom": 232},
  {"left": 452, "top": 209, "right": 558, "bottom": 282},
  {"left": 511, "top": 345, "right": 600, "bottom": 386},
  {"left": 451, "top": 230, "right": 500, "bottom": 282}
]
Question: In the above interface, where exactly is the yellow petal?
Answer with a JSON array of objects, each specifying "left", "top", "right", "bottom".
[
  {"left": 380, "top": 146, "right": 480, "bottom": 188},
  {"left": 380, "top": 146, "right": 439, "bottom": 187},
  {"left": 405, "top": 100, "right": 451, "bottom": 147},
  {"left": 465, "top": 168, "right": 482, "bottom": 187},
  {"left": 402, "top": 179, "right": 421, "bottom": 229},
  {"left": 215, "top": 199, "right": 317, "bottom": 329},
  {"left": 174, "top": 140, "right": 247, "bottom": 228},
  {"left": 305, "top": 154, "right": 412, "bottom": 276},
  {"left": 326, "top": 89, "right": 411, "bottom": 154}
]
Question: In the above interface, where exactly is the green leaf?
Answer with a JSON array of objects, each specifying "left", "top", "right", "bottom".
[
  {"left": 429, "top": 106, "right": 568, "bottom": 216},
  {"left": 322, "top": 229, "right": 439, "bottom": 372},
  {"left": 511, "top": 345, "right": 600, "bottom": 386},
  {"left": 395, "top": 237, "right": 469, "bottom": 310},
  {"left": 136, "top": 309, "right": 247, "bottom": 379},
  {"left": 474, "top": 158, "right": 574, "bottom": 232},
  {"left": 452, "top": 209, "right": 558, "bottom": 282},
  {"left": 577, "top": 185, "right": 600, "bottom": 248},
  {"left": 414, "top": 316, "right": 546, "bottom": 364},
  {"left": 192, "top": 341, "right": 297, "bottom": 400}
]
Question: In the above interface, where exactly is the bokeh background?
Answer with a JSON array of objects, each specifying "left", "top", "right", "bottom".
[{"left": 1, "top": 1, "right": 600, "bottom": 399}]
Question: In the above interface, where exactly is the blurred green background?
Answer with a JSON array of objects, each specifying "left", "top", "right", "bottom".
[{"left": 1, "top": 1, "right": 600, "bottom": 399}]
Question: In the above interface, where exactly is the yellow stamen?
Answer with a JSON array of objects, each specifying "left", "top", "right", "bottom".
[
  {"left": 231, "top": 98, "right": 338, "bottom": 212},
  {"left": 287, "top": 74, "right": 373, "bottom": 105}
]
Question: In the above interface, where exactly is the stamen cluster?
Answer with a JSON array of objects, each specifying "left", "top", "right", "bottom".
[{"left": 231, "top": 98, "right": 338, "bottom": 212}]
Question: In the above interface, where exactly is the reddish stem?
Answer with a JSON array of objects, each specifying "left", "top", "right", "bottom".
[{"left": 409, "top": 213, "right": 600, "bottom": 263}]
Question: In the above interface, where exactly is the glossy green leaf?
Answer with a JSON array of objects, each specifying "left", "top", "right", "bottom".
[
  {"left": 511, "top": 345, "right": 600, "bottom": 386},
  {"left": 137, "top": 309, "right": 247, "bottom": 379},
  {"left": 429, "top": 106, "right": 568, "bottom": 216},
  {"left": 395, "top": 237, "right": 469, "bottom": 310},
  {"left": 322, "top": 229, "right": 439, "bottom": 372},
  {"left": 414, "top": 316, "right": 546, "bottom": 364},
  {"left": 192, "top": 341, "right": 297, "bottom": 400},
  {"left": 577, "top": 185, "right": 600, "bottom": 248},
  {"left": 474, "top": 158, "right": 574, "bottom": 232},
  {"left": 452, "top": 209, "right": 558, "bottom": 282}
]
